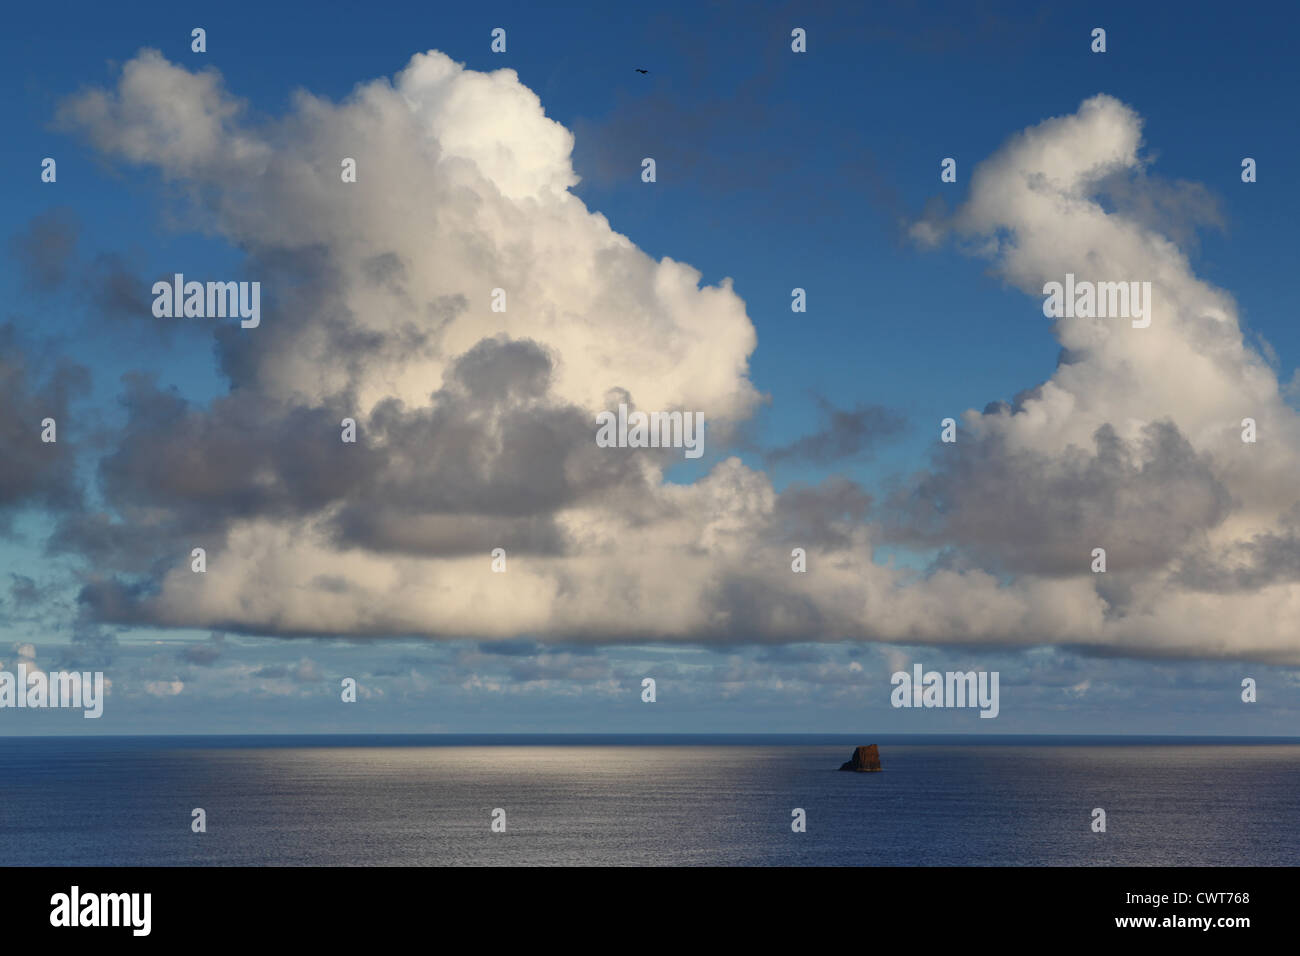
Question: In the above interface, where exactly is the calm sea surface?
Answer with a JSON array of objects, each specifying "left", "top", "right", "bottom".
[{"left": 2, "top": 735, "right": 1297, "bottom": 866}]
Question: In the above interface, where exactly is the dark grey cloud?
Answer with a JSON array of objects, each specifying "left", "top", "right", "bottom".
[
  {"left": 0, "top": 323, "right": 90, "bottom": 522},
  {"left": 8, "top": 574, "right": 51, "bottom": 609},
  {"left": 9, "top": 213, "right": 173, "bottom": 333},
  {"left": 766, "top": 396, "right": 905, "bottom": 465},
  {"left": 48, "top": 510, "right": 185, "bottom": 575},
  {"left": 96, "top": 373, "right": 374, "bottom": 529},
  {"left": 82, "top": 251, "right": 153, "bottom": 323},
  {"left": 9, "top": 210, "right": 79, "bottom": 292},
  {"left": 884, "top": 419, "right": 1231, "bottom": 578},
  {"left": 773, "top": 476, "right": 872, "bottom": 550},
  {"left": 76, "top": 576, "right": 155, "bottom": 627},
  {"left": 327, "top": 337, "right": 652, "bottom": 555}
]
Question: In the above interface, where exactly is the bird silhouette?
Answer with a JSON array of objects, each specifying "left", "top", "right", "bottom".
[{"left": 635, "top": 68, "right": 649, "bottom": 74}]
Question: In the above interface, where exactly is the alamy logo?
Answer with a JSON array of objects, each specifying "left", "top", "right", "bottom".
[
  {"left": 152, "top": 274, "right": 261, "bottom": 328},
  {"left": 595, "top": 403, "right": 704, "bottom": 459},
  {"left": 50, "top": 886, "right": 150, "bottom": 936},
  {"left": 1042, "top": 273, "right": 1151, "bottom": 328},
  {"left": 891, "top": 664, "right": 999, "bottom": 718},
  {"left": 0, "top": 664, "right": 104, "bottom": 718}
]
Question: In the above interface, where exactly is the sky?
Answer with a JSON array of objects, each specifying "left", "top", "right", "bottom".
[{"left": 2, "top": 0, "right": 1299, "bottom": 734}]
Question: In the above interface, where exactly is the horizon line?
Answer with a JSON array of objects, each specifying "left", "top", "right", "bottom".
[{"left": 4, "top": 731, "right": 1300, "bottom": 741}]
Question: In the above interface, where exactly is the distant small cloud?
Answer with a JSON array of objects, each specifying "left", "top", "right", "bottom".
[
  {"left": 765, "top": 396, "right": 905, "bottom": 465},
  {"left": 292, "top": 658, "right": 324, "bottom": 683},
  {"left": 144, "top": 680, "right": 184, "bottom": 697},
  {"left": 178, "top": 633, "right": 224, "bottom": 667},
  {"left": 9, "top": 210, "right": 78, "bottom": 292}
]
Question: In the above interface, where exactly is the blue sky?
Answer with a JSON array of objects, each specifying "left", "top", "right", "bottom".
[{"left": 2, "top": 0, "right": 1299, "bottom": 733}]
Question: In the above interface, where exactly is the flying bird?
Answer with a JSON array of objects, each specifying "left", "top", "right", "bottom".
[{"left": 635, "top": 68, "right": 648, "bottom": 74}]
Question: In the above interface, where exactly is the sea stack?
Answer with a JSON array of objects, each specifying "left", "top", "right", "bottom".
[{"left": 838, "top": 744, "right": 882, "bottom": 772}]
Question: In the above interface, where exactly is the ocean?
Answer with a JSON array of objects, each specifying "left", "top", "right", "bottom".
[{"left": 3, "top": 735, "right": 1298, "bottom": 866}]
